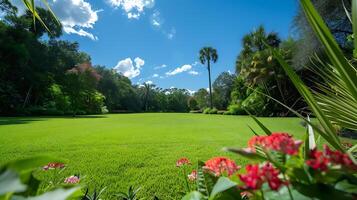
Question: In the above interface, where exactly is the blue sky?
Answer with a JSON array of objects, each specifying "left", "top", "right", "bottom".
[{"left": 20, "top": 0, "right": 299, "bottom": 92}]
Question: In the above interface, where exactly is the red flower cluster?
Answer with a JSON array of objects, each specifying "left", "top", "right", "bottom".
[
  {"left": 248, "top": 132, "right": 302, "bottom": 155},
  {"left": 188, "top": 170, "right": 197, "bottom": 181},
  {"left": 204, "top": 157, "right": 240, "bottom": 176},
  {"left": 306, "top": 145, "right": 356, "bottom": 171},
  {"left": 176, "top": 158, "right": 191, "bottom": 167},
  {"left": 43, "top": 162, "right": 65, "bottom": 170},
  {"left": 239, "top": 162, "right": 284, "bottom": 191}
]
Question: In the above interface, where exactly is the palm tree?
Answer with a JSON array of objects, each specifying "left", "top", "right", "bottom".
[{"left": 199, "top": 47, "right": 218, "bottom": 109}]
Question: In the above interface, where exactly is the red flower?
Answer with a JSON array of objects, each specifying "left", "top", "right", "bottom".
[
  {"left": 306, "top": 149, "right": 330, "bottom": 171},
  {"left": 43, "top": 162, "right": 65, "bottom": 171},
  {"left": 248, "top": 133, "right": 302, "bottom": 155},
  {"left": 306, "top": 145, "right": 356, "bottom": 171},
  {"left": 261, "top": 163, "right": 284, "bottom": 190},
  {"left": 239, "top": 162, "right": 284, "bottom": 191},
  {"left": 239, "top": 164, "right": 264, "bottom": 190},
  {"left": 204, "top": 157, "right": 240, "bottom": 176},
  {"left": 176, "top": 158, "right": 191, "bottom": 167},
  {"left": 188, "top": 170, "right": 197, "bottom": 181}
]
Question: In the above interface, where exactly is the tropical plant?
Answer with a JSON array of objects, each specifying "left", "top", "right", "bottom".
[
  {"left": 82, "top": 187, "right": 107, "bottom": 200},
  {"left": 115, "top": 186, "right": 143, "bottom": 200},
  {"left": 19, "top": 0, "right": 60, "bottom": 34},
  {"left": 270, "top": 0, "right": 357, "bottom": 151},
  {"left": 199, "top": 47, "right": 218, "bottom": 109},
  {"left": 181, "top": 0, "right": 357, "bottom": 199}
]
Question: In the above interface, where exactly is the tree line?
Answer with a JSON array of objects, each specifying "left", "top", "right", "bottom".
[{"left": 0, "top": 0, "right": 351, "bottom": 116}]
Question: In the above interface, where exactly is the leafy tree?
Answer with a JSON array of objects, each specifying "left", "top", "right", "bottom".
[
  {"left": 187, "top": 97, "right": 198, "bottom": 111},
  {"left": 212, "top": 72, "right": 235, "bottom": 110},
  {"left": 63, "top": 62, "right": 103, "bottom": 116},
  {"left": 194, "top": 88, "right": 209, "bottom": 109},
  {"left": 199, "top": 47, "right": 218, "bottom": 109}
]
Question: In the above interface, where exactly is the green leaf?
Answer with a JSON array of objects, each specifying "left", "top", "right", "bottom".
[
  {"left": 210, "top": 177, "right": 237, "bottom": 198},
  {"left": 335, "top": 180, "right": 357, "bottom": 194},
  {"left": 247, "top": 125, "right": 259, "bottom": 136},
  {"left": 0, "top": 170, "right": 27, "bottom": 196},
  {"left": 246, "top": 111, "right": 272, "bottom": 135},
  {"left": 4, "top": 156, "right": 64, "bottom": 173},
  {"left": 301, "top": 0, "right": 357, "bottom": 100},
  {"left": 272, "top": 49, "right": 343, "bottom": 151},
  {"left": 182, "top": 191, "right": 203, "bottom": 200},
  {"left": 353, "top": 0, "right": 357, "bottom": 57},
  {"left": 223, "top": 147, "right": 266, "bottom": 161},
  {"left": 12, "top": 187, "right": 80, "bottom": 200}
]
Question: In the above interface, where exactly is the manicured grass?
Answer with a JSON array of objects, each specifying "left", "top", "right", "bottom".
[{"left": 0, "top": 113, "right": 305, "bottom": 199}]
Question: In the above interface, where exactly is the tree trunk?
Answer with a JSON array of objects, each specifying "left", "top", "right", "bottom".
[{"left": 208, "top": 61, "right": 213, "bottom": 109}]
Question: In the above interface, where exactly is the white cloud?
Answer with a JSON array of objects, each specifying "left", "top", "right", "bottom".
[
  {"left": 188, "top": 70, "right": 199, "bottom": 76},
  {"left": 152, "top": 74, "right": 159, "bottom": 78},
  {"left": 113, "top": 57, "right": 145, "bottom": 79},
  {"left": 166, "top": 64, "right": 192, "bottom": 76},
  {"left": 108, "top": 0, "right": 154, "bottom": 19},
  {"left": 63, "top": 27, "right": 98, "bottom": 40},
  {"left": 154, "top": 64, "right": 167, "bottom": 70},
  {"left": 145, "top": 80, "right": 153, "bottom": 85},
  {"left": 11, "top": 0, "right": 100, "bottom": 40}
]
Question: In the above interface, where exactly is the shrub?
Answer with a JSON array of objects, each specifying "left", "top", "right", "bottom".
[
  {"left": 209, "top": 108, "right": 218, "bottom": 114},
  {"left": 189, "top": 110, "right": 202, "bottom": 114},
  {"left": 27, "top": 106, "right": 64, "bottom": 116},
  {"left": 241, "top": 89, "right": 266, "bottom": 115},
  {"left": 217, "top": 110, "right": 225, "bottom": 115},
  {"left": 203, "top": 108, "right": 211, "bottom": 114},
  {"left": 227, "top": 104, "right": 246, "bottom": 115},
  {"left": 187, "top": 97, "right": 199, "bottom": 111}
]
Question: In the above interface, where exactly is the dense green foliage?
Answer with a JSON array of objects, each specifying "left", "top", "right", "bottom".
[
  {"left": 0, "top": 5, "right": 192, "bottom": 115},
  {"left": 0, "top": 114, "right": 305, "bottom": 199}
]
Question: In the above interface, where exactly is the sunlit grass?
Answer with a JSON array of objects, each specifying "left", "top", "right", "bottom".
[{"left": 0, "top": 113, "right": 305, "bottom": 199}]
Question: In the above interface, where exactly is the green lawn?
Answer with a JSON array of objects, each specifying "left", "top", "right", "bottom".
[{"left": 0, "top": 113, "right": 305, "bottom": 199}]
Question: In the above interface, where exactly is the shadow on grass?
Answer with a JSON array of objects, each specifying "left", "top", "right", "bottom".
[
  {"left": 0, "top": 118, "right": 43, "bottom": 126},
  {"left": 0, "top": 115, "right": 107, "bottom": 126}
]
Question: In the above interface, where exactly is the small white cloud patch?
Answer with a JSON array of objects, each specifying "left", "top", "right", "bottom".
[
  {"left": 166, "top": 64, "right": 192, "bottom": 76},
  {"left": 188, "top": 70, "right": 199, "bottom": 76},
  {"left": 113, "top": 57, "right": 145, "bottom": 79},
  {"left": 108, "top": 0, "right": 154, "bottom": 19},
  {"left": 154, "top": 64, "right": 167, "bottom": 70}
]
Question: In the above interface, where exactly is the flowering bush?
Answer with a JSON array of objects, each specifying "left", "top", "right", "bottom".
[{"left": 181, "top": 133, "right": 357, "bottom": 200}]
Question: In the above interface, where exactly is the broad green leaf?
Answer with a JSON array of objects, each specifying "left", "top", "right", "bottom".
[
  {"left": 12, "top": 187, "right": 80, "bottom": 200},
  {"left": 182, "top": 191, "right": 203, "bottom": 200},
  {"left": 210, "top": 177, "right": 237, "bottom": 198},
  {"left": 0, "top": 170, "right": 27, "bottom": 196},
  {"left": 335, "top": 180, "right": 357, "bottom": 194},
  {"left": 5, "top": 156, "right": 64, "bottom": 173}
]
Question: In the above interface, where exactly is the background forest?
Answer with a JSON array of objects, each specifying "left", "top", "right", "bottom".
[{"left": 0, "top": 0, "right": 352, "bottom": 116}]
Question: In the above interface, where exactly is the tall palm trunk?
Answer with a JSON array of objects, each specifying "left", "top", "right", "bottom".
[{"left": 207, "top": 60, "right": 213, "bottom": 109}]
